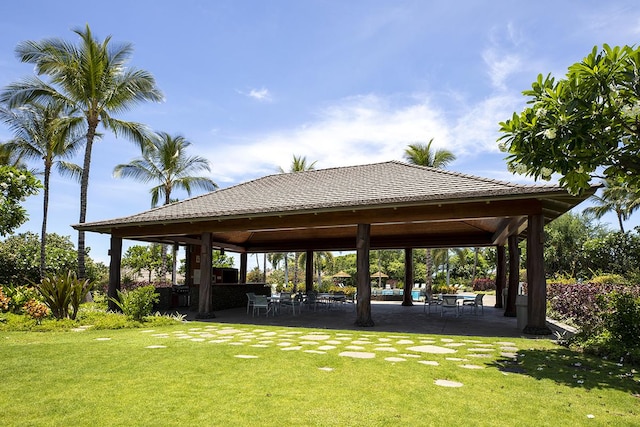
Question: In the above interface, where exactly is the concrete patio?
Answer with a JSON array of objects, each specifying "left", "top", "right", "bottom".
[{"left": 177, "top": 295, "right": 548, "bottom": 340}]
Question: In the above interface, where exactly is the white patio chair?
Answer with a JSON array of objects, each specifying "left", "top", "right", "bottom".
[
  {"left": 246, "top": 292, "right": 256, "bottom": 314},
  {"left": 440, "top": 294, "right": 461, "bottom": 317},
  {"left": 252, "top": 295, "right": 272, "bottom": 317},
  {"left": 463, "top": 294, "right": 484, "bottom": 315},
  {"left": 423, "top": 292, "right": 440, "bottom": 315}
]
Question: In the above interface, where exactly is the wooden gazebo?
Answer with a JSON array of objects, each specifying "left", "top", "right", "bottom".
[{"left": 74, "top": 161, "right": 596, "bottom": 334}]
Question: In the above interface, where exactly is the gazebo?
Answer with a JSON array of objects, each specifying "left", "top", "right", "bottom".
[{"left": 74, "top": 161, "right": 596, "bottom": 333}]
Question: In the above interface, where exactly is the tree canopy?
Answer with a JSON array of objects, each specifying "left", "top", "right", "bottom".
[
  {"left": 0, "top": 166, "right": 41, "bottom": 236},
  {"left": 499, "top": 44, "right": 640, "bottom": 194}
]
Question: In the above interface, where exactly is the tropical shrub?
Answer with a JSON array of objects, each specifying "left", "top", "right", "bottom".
[
  {"left": 547, "top": 282, "right": 640, "bottom": 363},
  {"left": 37, "top": 272, "right": 92, "bottom": 320},
  {"left": 111, "top": 285, "right": 159, "bottom": 322},
  {"left": 1, "top": 285, "right": 40, "bottom": 313},
  {"left": 589, "top": 274, "right": 628, "bottom": 285},
  {"left": 0, "top": 287, "right": 9, "bottom": 312}
]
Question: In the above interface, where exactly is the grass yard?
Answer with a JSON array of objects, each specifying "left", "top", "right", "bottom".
[{"left": 1, "top": 322, "right": 639, "bottom": 426}]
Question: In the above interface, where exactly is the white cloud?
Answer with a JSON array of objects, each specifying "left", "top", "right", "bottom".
[
  {"left": 241, "top": 87, "right": 273, "bottom": 102},
  {"left": 205, "top": 91, "right": 523, "bottom": 186}
]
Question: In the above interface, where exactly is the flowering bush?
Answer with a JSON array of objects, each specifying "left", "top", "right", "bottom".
[
  {"left": 547, "top": 282, "right": 640, "bottom": 363},
  {"left": 23, "top": 299, "right": 49, "bottom": 323},
  {"left": 471, "top": 278, "right": 495, "bottom": 291},
  {"left": 0, "top": 287, "right": 9, "bottom": 312}
]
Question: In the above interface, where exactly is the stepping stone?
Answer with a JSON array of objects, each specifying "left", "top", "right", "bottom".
[
  {"left": 396, "top": 339, "right": 414, "bottom": 345},
  {"left": 95, "top": 338, "right": 111, "bottom": 341},
  {"left": 300, "top": 334, "right": 331, "bottom": 341},
  {"left": 208, "top": 339, "right": 229, "bottom": 344},
  {"left": 318, "top": 345, "right": 337, "bottom": 351},
  {"left": 406, "top": 345, "right": 457, "bottom": 354},
  {"left": 345, "top": 345, "right": 365, "bottom": 350},
  {"left": 140, "top": 330, "right": 155, "bottom": 333},
  {"left": 251, "top": 344, "right": 268, "bottom": 348},
  {"left": 261, "top": 332, "right": 277, "bottom": 336},
  {"left": 299, "top": 341, "right": 320, "bottom": 346},
  {"left": 496, "top": 341, "right": 516, "bottom": 346},
  {"left": 418, "top": 360, "right": 439, "bottom": 366},
  {"left": 446, "top": 357, "right": 468, "bottom": 362},
  {"left": 304, "top": 350, "right": 326, "bottom": 354},
  {"left": 145, "top": 345, "right": 166, "bottom": 349},
  {"left": 228, "top": 342, "right": 244, "bottom": 346},
  {"left": 352, "top": 340, "right": 372, "bottom": 345},
  {"left": 190, "top": 338, "right": 205, "bottom": 342},
  {"left": 501, "top": 352, "right": 518, "bottom": 359},
  {"left": 234, "top": 355, "right": 258, "bottom": 359},
  {"left": 318, "top": 367, "right": 334, "bottom": 372},
  {"left": 463, "top": 339, "right": 482, "bottom": 343},
  {"left": 326, "top": 340, "right": 342, "bottom": 345},
  {"left": 281, "top": 346, "right": 303, "bottom": 351},
  {"left": 460, "top": 364, "right": 484, "bottom": 370},
  {"left": 385, "top": 357, "right": 407, "bottom": 362},
  {"left": 500, "top": 347, "right": 519, "bottom": 352},
  {"left": 444, "top": 343, "right": 466, "bottom": 347},
  {"left": 378, "top": 338, "right": 392, "bottom": 342},
  {"left": 468, "top": 354, "right": 492, "bottom": 358},
  {"left": 278, "top": 342, "right": 293, "bottom": 346},
  {"left": 374, "top": 347, "right": 398, "bottom": 352},
  {"left": 435, "top": 379, "right": 463, "bottom": 387},
  {"left": 339, "top": 351, "right": 375, "bottom": 359},
  {"left": 440, "top": 338, "right": 455, "bottom": 343}
]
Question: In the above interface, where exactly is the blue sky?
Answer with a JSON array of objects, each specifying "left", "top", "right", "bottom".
[{"left": 1, "top": 0, "right": 640, "bottom": 266}]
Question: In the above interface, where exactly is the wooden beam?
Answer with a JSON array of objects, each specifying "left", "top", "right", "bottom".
[
  {"left": 505, "top": 235, "right": 518, "bottom": 317},
  {"left": 305, "top": 250, "right": 314, "bottom": 294},
  {"left": 491, "top": 216, "right": 528, "bottom": 246},
  {"left": 197, "top": 232, "right": 215, "bottom": 319},
  {"left": 402, "top": 248, "right": 413, "bottom": 306},
  {"left": 524, "top": 214, "right": 551, "bottom": 334},
  {"left": 355, "top": 224, "right": 374, "bottom": 326},
  {"left": 495, "top": 245, "right": 506, "bottom": 308},
  {"left": 107, "top": 236, "right": 122, "bottom": 312}
]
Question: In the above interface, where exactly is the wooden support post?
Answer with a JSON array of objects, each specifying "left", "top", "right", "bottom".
[
  {"left": 504, "top": 234, "right": 518, "bottom": 317},
  {"left": 197, "top": 232, "right": 215, "bottom": 319},
  {"left": 402, "top": 248, "right": 414, "bottom": 306},
  {"left": 355, "top": 224, "right": 374, "bottom": 326},
  {"left": 524, "top": 214, "right": 551, "bottom": 334},
  {"left": 107, "top": 236, "right": 122, "bottom": 312},
  {"left": 305, "top": 250, "right": 314, "bottom": 293},
  {"left": 239, "top": 252, "right": 247, "bottom": 284},
  {"left": 495, "top": 245, "right": 506, "bottom": 308}
]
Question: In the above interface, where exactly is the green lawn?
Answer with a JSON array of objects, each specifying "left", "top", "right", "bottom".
[{"left": 1, "top": 322, "right": 638, "bottom": 426}]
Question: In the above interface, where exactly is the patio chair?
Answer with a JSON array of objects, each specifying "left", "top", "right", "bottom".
[
  {"left": 252, "top": 295, "right": 272, "bottom": 317},
  {"left": 463, "top": 294, "right": 484, "bottom": 315},
  {"left": 440, "top": 294, "right": 461, "bottom": 317},
  {"left": 280, "top": 292, "right": 299, "bottom": 315},
  {"left": 423, "top": 292, "right": 440, "bottom": 315},
  {"left": 246, "top": 292, "right": 256, "bottom": 314}
]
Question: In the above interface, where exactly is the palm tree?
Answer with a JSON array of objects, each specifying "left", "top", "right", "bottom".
[
  {"left": 278, "top": 154, "right": 318, "bottom": 291},
  {"left": 0, "top": 24, "right": 164, "bottom": 278},
  {"left": 403, "top": 138, "right": 456, "bottom": 293},
  {"left": 584, "top": 178, "right": 640, "bottom": 232},
  {"left": 278, "top": 154, "right": 317, "bottom": 173},
  {"left": 0, "top": 142, "right": 27, "bottom": 168},
  {"left": 114, "top": 132, "right": 217, "bottom": 283},
  {"left": 0, "top": 101, "right": 83, "bottom": 277}
]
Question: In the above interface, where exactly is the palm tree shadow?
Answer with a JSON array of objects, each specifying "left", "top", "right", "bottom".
[{"left": 488, "top": 346, "right": 640, "bottom": 395}]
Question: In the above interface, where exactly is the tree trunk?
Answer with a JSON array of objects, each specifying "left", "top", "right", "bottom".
[
  {"left": 40, "top": 164, "right": 51, "bottom": 279},
  {"left": 78, "top": 119, "right": 98, "bottom": 279}
]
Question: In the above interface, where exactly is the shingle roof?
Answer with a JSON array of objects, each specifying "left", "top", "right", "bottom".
[{"left": 76, "top": 161, "right": 565, "bottom": 229}]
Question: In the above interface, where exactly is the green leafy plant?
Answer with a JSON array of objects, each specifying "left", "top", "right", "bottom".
[
  {"left": 36, "top": 272, "right": 92, "bottom": 320},
  {"left": 110, "top": 285, "right": 159, "bottom": 322},
  {"left": 0, "top": 287, "right": 9, "bottom": 312}
]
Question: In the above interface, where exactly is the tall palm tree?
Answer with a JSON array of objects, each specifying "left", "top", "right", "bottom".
[
  {"left": 403, "top": 138, "right": 456, "bottom": 293},
  {"left": 584, "top": 178, "right": 640, "bottom": 232},
  {"left": 278, "top": 154, "right": 318, "bottom": 291},
  {"left": 114, "top": 132, "right": 217, "bottom": 283},
  {"left": 0, "top": 24, "right": 164, "bottom": 278},
  {"left": 0, "top": 101, "right": 83, "bottom": 277}
]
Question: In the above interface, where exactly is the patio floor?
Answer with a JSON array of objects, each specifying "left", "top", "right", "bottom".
[{"left": 178, "top": 295, "right": 547, "bottom": 339}]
